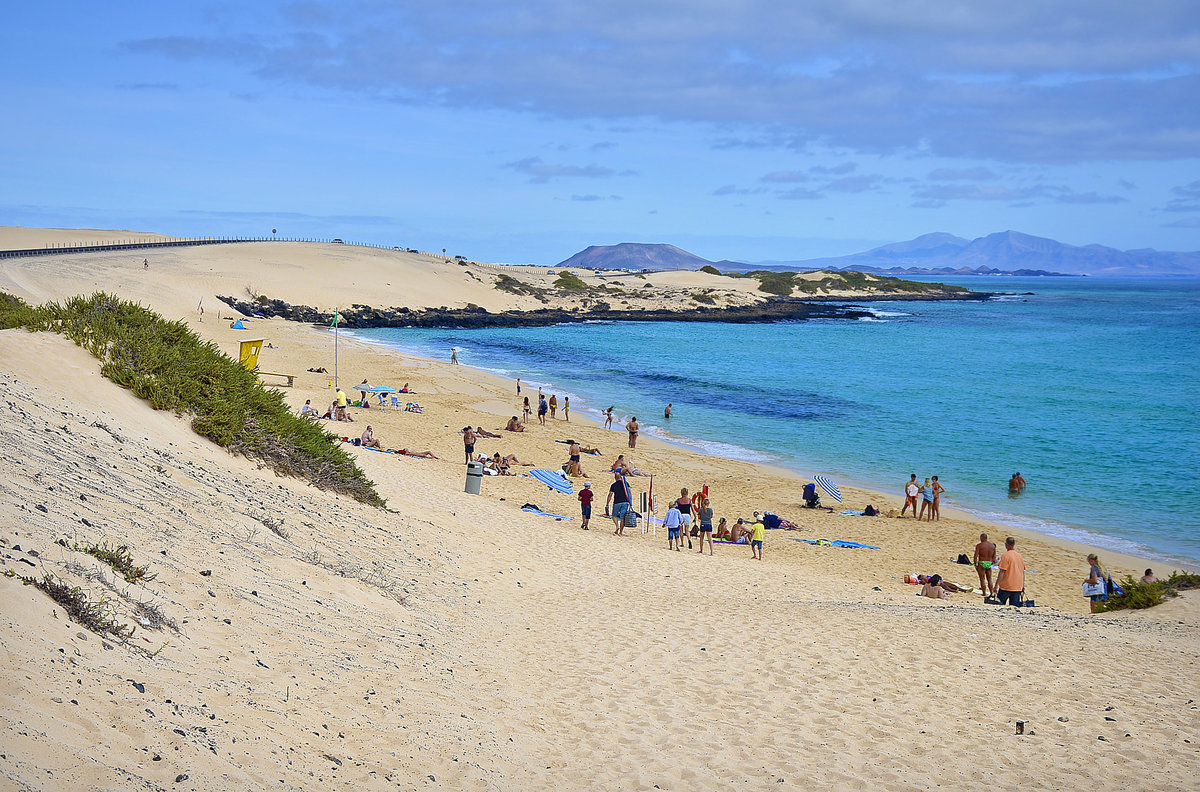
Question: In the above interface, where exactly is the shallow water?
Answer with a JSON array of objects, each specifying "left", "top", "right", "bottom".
[{"left": 354, "top": 276, "right": 1200, "bottom": 565}]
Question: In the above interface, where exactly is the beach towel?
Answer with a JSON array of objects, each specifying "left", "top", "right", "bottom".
[
  {"left": 520, "top": 506, "right": 572, "bottom": 521},
  {"left": 794, "top": 538, "right": 881, "bottom": 549},
  {"left": 713, "top": 538, "right": 749, "bottom": 545},
  {"left": 838, "top": 509, "right": 866, "bottom": 516}
]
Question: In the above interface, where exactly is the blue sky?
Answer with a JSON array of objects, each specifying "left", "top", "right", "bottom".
[{"left": 2, "top": 1, "right": 1199, "bottom": 264}]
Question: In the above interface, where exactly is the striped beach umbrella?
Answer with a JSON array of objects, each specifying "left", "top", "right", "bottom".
[
  {"left": 813, "top": 474, "right": 843, "bottom": 504},
  {"left": 529, "top": 468, "right": 574, "bottom": 512}
]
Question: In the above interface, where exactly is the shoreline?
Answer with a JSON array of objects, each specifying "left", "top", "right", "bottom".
[{"left": 341, "top": 325, "right": 1194, "bottom": 573}]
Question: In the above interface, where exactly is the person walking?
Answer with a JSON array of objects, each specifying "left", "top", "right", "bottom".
[
  {"left": 1085, "top": 553, "right": 1108, "bottom": 613},
  {"left": 664, "top": 501, "right": 683, "bottom": 551},
  {"left": 664, "top": 403, "right": 672, "bottom": 420},
  {"left": 563, "top": 396, "right": 570, "bottom": 422},
  {"left": 578, "top": 482, "right": 593, "bottom": 530},
  {"left": 604, "top": 406, "right": 614, "bottom": 430},
  {"left": 606, "top": 471, "right": 632, "bottom": 536},
  {"left": 626, "top": 416, "right": 639, "bottom": 448},
  {"left": 537, "top": 395, "right": 548, "bottom": 425},
  {"left": 995, "top": 537, "right": 1026, "bottom": 606}
]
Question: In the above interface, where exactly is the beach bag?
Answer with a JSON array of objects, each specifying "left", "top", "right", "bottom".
[
  {"left": 956, "top": 553, "right": 971, "bottom": 565},
  {"left": 863, "top": 505, "right": 878, "bottom": 517},
  {"left": 1082, "top": 579, "right": 1106, "bottom": 597},
  {"left": 623, "top": 509, "right": 640, "bottom": 528}
]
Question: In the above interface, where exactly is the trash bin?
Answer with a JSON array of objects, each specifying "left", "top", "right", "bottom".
[{"left": 465, "top": 461, "right": 483, "bottom": 495}]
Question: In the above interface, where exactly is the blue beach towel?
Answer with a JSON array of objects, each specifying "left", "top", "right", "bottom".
[
  {"left": 521, "top": 506, "right": 572, "bottom": 521},
  {"left": 794, "top": 538, "right": 881, "bottom": 550}
]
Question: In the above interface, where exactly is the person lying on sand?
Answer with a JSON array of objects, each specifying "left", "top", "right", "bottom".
[
  {"left": 475, "top": 426, "right": 501, "bottom": 438},
  {"left": 912, "top": 574, "right": 972, "bottom": 594},
  {"left": 559, "top": 440, "right": 600, "bottom": 454},
  {"left": 505, "top": 416, "right": 525, "bottom": 432},
  {"left": 360, "top": 426, "right": 382, "bottom": 449},
  {"left": 306, "top": 367, "right": 328, "bottom": 373},
  {"left": 389, "top": 448, "right": 438, "bottom": 459}
]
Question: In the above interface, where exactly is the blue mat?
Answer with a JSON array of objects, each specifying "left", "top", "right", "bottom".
[
  {"left": 794, "top": 538, "right": 881, "bottom": 549},
  {"left": 521, "top": 506, "right": 572, "bottom": 521}
]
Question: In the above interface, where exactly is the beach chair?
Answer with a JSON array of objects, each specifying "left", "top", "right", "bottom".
[
  {"left": 802, "top": 483, "right": 821, "bottom": 509},
  {"left": 391, "top": 395, "right": 400, "bottom": 410}
]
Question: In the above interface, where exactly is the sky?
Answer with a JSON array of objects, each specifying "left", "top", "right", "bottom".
[{"left": 2, "top": 1, "right": 1199, "bottom": 264}]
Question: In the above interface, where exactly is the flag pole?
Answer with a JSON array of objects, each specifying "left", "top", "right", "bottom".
[{"left": 333, "top": 308, "right": 340, "bottom": 390}]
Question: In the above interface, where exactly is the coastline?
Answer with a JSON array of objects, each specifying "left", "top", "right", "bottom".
[
  {"left": 3, "top": 234, "right": 1199, "bottom": 791},
  {"left": 347, "top": 326, "right": 1196, "bottom": 572}
]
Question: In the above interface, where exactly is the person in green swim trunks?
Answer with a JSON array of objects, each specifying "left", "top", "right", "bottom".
[{"left": 973, "top": 533, "right": 998, "bottom": 596}]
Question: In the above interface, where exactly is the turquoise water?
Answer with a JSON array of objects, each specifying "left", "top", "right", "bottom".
[{"left": 354, "top": 277, "right": 1200, "bottom": 565}]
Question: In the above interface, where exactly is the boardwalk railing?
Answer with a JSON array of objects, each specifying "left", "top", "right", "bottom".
[{"left": 0, "top": 236, "right": 424, "bottom": 259}]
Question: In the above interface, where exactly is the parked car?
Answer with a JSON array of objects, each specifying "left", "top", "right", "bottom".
[{"left": 331, "top": 238, "right": 344, "bottom": 244}]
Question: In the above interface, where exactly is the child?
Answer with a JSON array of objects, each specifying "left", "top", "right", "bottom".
[
  {"left": 578, "top": 482, "right": 593, "bottom": 530},
  {"left": 750, "top": 516, "right": 765, "bottom": 560},
  {"left": 664, "top": 502, "right": 683, "bottom": 552}
]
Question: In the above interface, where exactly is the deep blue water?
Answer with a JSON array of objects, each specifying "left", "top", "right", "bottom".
[{"left": 353, "top": 276, "right": 1200, "bottom": 565}]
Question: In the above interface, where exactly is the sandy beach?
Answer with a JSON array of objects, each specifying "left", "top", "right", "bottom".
[{"left": 2, "top": 233, "right": 1198, "bottom": 791}]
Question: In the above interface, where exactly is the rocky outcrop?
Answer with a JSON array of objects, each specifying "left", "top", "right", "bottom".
[{"left": 216, "top": 292, "right": 988, "bottom": 329}]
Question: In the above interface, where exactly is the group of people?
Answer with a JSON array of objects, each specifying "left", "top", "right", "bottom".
[
  {"left": 1008, "top": 472, "right": 1028, "bottom": 494},
  {"left": 900, "top": 474, "right": 944, "bottom": 521},
  {"left": 517, "top": 385, "right": 570, "bottom": 427}
]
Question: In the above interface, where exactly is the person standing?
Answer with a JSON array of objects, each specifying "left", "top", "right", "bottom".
[
  {"left": 664, "top": 501, "right": 683, "bottom": 551},
  {"left": 450, "top": 347, "right": 459, "bottom": 364},
  {"left": 537, "top": 395, "right": 548, "bottom": 425},
  {"left": 918, "top": 478, "right": 934, "bottom": 521},
  {"left": 523, "top": 397, "right": 532, "bottom": 423},
  {"left": 626, "top": 416, "right": 639, "bottom": 448},
  {"left": 664, "top": 403, "right": 672, "bottom": 420},
  {"left": 697, "top": 497, "right": 714, "bottom": 555},
  {"left": 1014, "top": 472, "right": 1027, "bottom": 490},
  {"left": 578, "top": 482, "right": 593, "bottom": 530},
  {"left": 462, "top": 426, "right": 477, "bottom": 464},
  {"left": 606, "top": 471, "right": 632, "bottom": 536},
  {"left": 549, "top": 394, "right": 558, "bottom": 419},
  {"left": 750, "top": 515, "right": 765, "bottom": 560},
  {"left": 1085, "top": 553, "right": 1108, "bottom": 613},
  {"left": 563, "top": 396, "right": 570, "bottom": 422},
  {"left": 901, "top": 474, "right": 919, "bottom": 517},
  {"left": 995, "top": 537, "right": 1026, "bottom": 606},
  {"left": 973, "top": 533, "right": 998, "bottom": 596},
  {"left": 335, "top": 388, "right": 349, "bottom": 422},
  {"left": 516, "top": 377, "right": 521, "bottom": 396},
  {"left": 604, "top": 406, "right": 614, "bottom": 430},
  {"left": 930, "top": 476, "right": 945, "bottom": 521}
]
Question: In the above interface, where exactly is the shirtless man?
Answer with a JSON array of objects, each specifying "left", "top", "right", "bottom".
[
  {"left": 505, "top": 416, "right": 525, "bottom": 432},
  {"left": 360, "top": 425, "right": 382, "bottom": 449},
  {"left": 565, "top": 440, "right": 587, "bottom": 477},
  {"left": 1008, "top": 474, "right": 1022, "bottom": 493},
  {"left": 475, "top": 426, "right": 501, "bottom": 438},
  {"left": 1014, "top": 472, "right": 1027, "bottom": 490},
  {"left": 973, "top": 533, "right": 998, "bottom": 596},
  {"left": 462, "top": 426, "right": 477, "bottom": 464},
  {"left": 626, "top": 416, "right": 639, "bottom": 448},
  {"left": 901, "top": 474, "right": 919, "bottom": 518}
]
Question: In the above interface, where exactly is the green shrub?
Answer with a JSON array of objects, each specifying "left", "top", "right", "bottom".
[
  {"left": 57, "top": 539, "right": 155, "bottom": 583},
  {"left": 1097, "top": 570, "right": 1200, "bottom": 612},
  {"left": 553, "top": 271, "right": 588, "bottom": 291},
  {"left": 699, "top": 265, "right": 722, "bottom": 276},
  {"left": 1, "top": 291, "right": 383, "bottom": 507}
]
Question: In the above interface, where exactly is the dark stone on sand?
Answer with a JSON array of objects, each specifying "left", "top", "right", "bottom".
[
  {"left": 1058, "top": 716, "right": 1069, "bottom": 722},
  {"left": 223, "top": 619, "right": 232, "bottom": 625},
  {"left": 81, "top": 518, "right": 91, "bottom": 526},
  {"left": 18, "top": 558, "right": 35, "bottom": 567},
  {"left": 35, "top": 504, "right": 47, "bottom": 513},
  {"left": 133, "top": 682, "right": 145, "bottom": 693},
  {"left": 102, "top": 641, "right": 113, "bottom": 650},
  {"left": 11, "top": 545, "right": 20, "bottom": 551},
  {"left": 1105, "top": 716, "right": 1116, "bottom": 721},
  {"left": 27, "top": 549, "right": 39, "bottom": 556},
  {"left": 199, "top": 570, "right": 212, "bottom": 577},
  {"left": 173, "top": 729, "right": 186, "bottom": 737},
  {"left": 1097, "top": 735, "right": 1108, "bottom": 741},
  {"left": 153, "top": 754, "right": 161, "bottom": 761},
  {"left": 217, "top": 292, "right": 987, "bottom": 331},
  {"left": 175, "top": 773, "right": 188, "bottom": 783}
]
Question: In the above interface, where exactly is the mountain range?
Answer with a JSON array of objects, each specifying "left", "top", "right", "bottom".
[{"left": 556, "top": 232, "right": 1200, "bottom": 276}]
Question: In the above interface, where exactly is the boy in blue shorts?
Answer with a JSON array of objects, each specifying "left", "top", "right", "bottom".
[
  {"left": 664, "top": 502, "right": 683, "bottom": 552},
  {"left": 578, "top": 482, "right": 593, "bottom": 530}
]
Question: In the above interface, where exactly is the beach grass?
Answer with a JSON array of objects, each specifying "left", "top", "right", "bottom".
[
  {"left": 0, "top": 292, "right": 384, "bottom": 507},
  {"left": 22, "top": 573, "right": 132, "bottom": 639},
  {"left": 56, "top": 539, "right": 156, "bottom": 583}
]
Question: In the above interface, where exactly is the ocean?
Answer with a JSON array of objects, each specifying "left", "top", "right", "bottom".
[{"left": 352, "top": 276, "right": 1200, "bottom": 566}]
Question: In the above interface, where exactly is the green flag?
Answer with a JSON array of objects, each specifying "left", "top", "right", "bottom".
[{"left": 330, "top": 311, "right": 340, "bottom": 327}]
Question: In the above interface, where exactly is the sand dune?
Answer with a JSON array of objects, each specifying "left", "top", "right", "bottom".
[{"left": 2, "top": 234, "right": 1198, "bottom": 791}]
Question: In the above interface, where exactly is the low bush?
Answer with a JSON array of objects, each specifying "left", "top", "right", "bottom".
[
  {"left": 1097, "top": 570, "right": 1200, "bottom": 612},
  {"left": 56, "top": 539, "right": 155, "bottom": 583},
  {"left": 0, "top": 292, "right": 383, "bottom": 506},
  {"left": 23, "top": 574, "right": 131, "bottom": 639},
  {"left": 553, "top": 271, "right": 588, "bottom": 291},
  {"left": 698, "top": 265, "right": 722, "bottom": 276}
]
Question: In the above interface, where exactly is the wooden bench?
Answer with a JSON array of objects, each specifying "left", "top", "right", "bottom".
[{"left": 258, "top": 372, "right": 295, "bottom": 387}]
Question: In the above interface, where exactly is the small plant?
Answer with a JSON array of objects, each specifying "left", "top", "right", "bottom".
[
  {"left": 57, "top": 539, "right": 156, "bottom": 583},
  {"left": 260, "top": 515, "right": 290, "bottom": 541},
  {"left": 692, "top": 292, "right": 716, "bottom": 304},
  {"left": 23, "top": 574, "right": 131, "bottom": 639},
  {"left": 699, "top": 265, "right": 722, "bottom": 276}
]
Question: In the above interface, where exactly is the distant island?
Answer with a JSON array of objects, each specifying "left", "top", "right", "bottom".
[{"left": 557, "top": 231, "right": 1200, "bottom": 277}]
